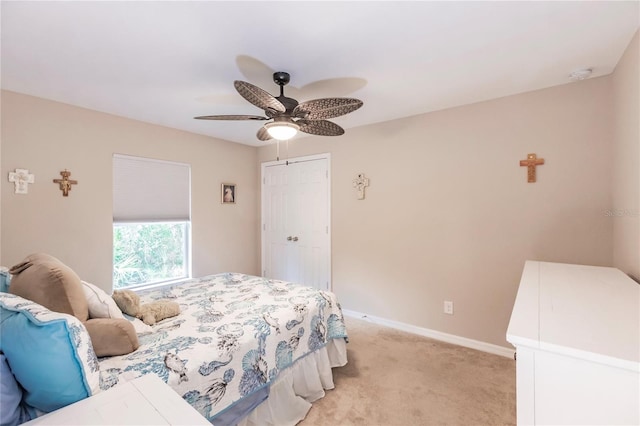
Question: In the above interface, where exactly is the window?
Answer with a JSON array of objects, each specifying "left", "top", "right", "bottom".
[
  {"left": 113, "top": 154, "right": 191, "bottom": 289},
  {"left": 113, "top": 222, "right": 188, "bottom": 288}
]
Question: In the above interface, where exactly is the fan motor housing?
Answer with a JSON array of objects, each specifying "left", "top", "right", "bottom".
[
  {"left": 273, "top": 72, "right": 290, "bottom": 86},
  {"left": 276, "top": 96, "right": 298, "bottom": 113}
]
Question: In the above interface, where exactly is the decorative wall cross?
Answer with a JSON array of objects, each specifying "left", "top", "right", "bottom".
[
  {"left": 53, "top": 170, "right": 78, "bottom": 196},
  {"left": 519, "top": 153, "right": 545, "bottom": 183},
  {"left": 8, "top": 169, "right": 35, "bottom": 194},
  {"left": 352, "top": 173, "right": 370, "bottom": 200}
]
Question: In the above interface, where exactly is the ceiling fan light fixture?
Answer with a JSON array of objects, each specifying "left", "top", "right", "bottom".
[{"left": 265, "top": 121, "right": 299, "bottom": 140}]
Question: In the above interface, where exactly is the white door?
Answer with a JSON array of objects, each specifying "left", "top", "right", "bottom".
[{"left": 262, "top": 154, "right": 330, "bottom": 290}]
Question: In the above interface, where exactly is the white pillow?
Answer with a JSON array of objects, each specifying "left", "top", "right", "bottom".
[
  {"left": 123, "top": 314, "right": 153, "bottom": 334},
  {"left": 82, "top": 281, "right": 151, "bottom": 334},
  {"left": 81, "top": 281, "right": 124, "bottom": 319}
]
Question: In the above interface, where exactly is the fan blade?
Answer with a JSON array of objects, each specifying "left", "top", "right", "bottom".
[
  {"left": 257, "top": 126, "right": 272, "bottom": 141},
  {"left": 293, "top": 98, "right": 363, "bottom": 120},
  {"left": 234, "top": 81, "right": 286, "bottom": 114},
  {"left": 297, "top": 119, "right": 345, "bottom": 136},
  {"left": 194, "top": 114, "right": 267, "bottom": 121}
]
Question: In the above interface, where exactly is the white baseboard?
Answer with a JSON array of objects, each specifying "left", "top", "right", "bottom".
[{"left": 342, "top": 309, "right": 515, "bottom": 359}]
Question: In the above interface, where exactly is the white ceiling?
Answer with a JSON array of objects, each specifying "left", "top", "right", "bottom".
[{"left": 2, "top": 1, "right": 638, "bottom": 147}]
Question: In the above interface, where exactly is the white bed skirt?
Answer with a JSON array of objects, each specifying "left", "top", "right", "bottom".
[{"left": 238, "top": 338, "right": 348, "bottom": 426}]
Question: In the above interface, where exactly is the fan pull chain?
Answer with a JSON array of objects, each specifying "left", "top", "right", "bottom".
[{"left": 275, "top": 140, "right": 290, "bottom": 163}]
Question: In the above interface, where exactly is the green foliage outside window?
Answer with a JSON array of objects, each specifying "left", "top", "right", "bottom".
[{"left": 113, "top": 222, "right": 188, "bottom": 289}]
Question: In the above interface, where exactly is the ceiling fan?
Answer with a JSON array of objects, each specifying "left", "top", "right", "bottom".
[{"left": 195, "top": 72, "right": 363, "bottom": 141}]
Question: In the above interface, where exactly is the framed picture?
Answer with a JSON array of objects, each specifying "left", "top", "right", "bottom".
[{"left": 221, "top": 183, "right": 236, "bottom": 204}]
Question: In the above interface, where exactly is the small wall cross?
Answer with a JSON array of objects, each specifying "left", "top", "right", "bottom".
[
  {"left": 519, "top": 153, "right": 545, "bottom": 183},
  {"left": 53, "top": 170, "right": 78, "bottom": 196},
  {"left": 8, "top": 169, "right": 35, "bottom": 194},
  {"left": 352, "top": 173, "right": 370, "bottom": 200}
]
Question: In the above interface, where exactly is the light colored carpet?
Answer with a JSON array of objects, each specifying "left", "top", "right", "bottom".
[{"left": 301, "top": 316, "right": 516, "bottom": 425}]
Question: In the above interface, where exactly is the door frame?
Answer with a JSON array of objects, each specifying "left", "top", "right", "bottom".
[{"left": 260, "top": 153, "right": 332, "bottom": 289}]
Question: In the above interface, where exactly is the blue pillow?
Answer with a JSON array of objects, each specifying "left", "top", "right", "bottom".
[
  {"left": 0, "top": 293, "right": 101, "bottom": 413},
  {"left": 0, "top": 353, "right": 30, "bottom": 426}
]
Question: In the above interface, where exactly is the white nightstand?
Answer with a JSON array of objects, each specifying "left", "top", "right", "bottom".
[{"left": 24, "top": 375, "right": 210, "bottom": 425}]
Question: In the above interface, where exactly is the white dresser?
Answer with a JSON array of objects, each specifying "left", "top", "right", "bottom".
[{"left": 507, "top": 261, "right": 639, "bottom": 425}]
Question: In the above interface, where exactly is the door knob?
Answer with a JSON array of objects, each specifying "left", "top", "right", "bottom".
[
  {"left": 287, "top": 236, "right": 292, "bottom": 241},
  {"left": 292, "top": 236, "right": 299, "bottom": 242}
]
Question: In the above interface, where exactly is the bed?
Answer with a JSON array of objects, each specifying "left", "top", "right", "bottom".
[{"left": 97, "top": 272, "right": 348, "bottom": 425}]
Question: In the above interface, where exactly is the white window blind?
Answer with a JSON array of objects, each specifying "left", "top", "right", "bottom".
[{"left": 113, "top": 154, "right": 190, "bottom": 222}]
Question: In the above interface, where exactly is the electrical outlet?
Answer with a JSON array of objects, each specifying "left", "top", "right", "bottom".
[{"left": 444, "top": 300, "right": 454, "bottom": 315}]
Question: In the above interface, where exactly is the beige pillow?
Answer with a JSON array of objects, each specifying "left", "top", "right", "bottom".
[
  {"left": 9, "top": 255, "right": 88, "bottom": 321},
  {"left": 84, "top": 318, "right": 139, "bottom": 357},
  {"left": 8, "top": 252, "right": 60, "bottom": 275},
  {"left": 82, "top": 281, "right": 124, "bottom": 319}
]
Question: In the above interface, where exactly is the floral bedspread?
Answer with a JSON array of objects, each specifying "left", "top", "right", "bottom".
[{"left": 98, "top": 273, "right": 348, "bottom": 422}]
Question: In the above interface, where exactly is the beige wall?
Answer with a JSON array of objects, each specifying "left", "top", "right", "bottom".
[
  {"left": 612, "top": 31, "right": 640, "bottom": 280},
  {"left": 258, "top": 77, "right": 615, "bottom": 347},
  {"left": 1, "top": 91, "right": 260, "bottom": 291},
  {"left": 2, "top": 41, "right": 635, "bottom": 349}
]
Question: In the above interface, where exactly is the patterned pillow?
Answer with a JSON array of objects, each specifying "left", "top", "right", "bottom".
[
  {"left": 0, "top": 293, "right": 100, "bottom": 413},
  {"left": 0, "top": 267, "right": 10, "bottom": 293}
]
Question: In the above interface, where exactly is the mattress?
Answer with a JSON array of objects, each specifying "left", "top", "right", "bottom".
[{"left": 97, "top": 273, "right": 348, "bottom": 424}]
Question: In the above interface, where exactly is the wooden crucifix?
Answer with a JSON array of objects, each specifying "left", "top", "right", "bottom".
[
  {"left": 53, "top": 170, "right": 78, "bottom": 196},
  {"left": 520, "top": 153, "right": 545, "bottom": 183},
  {"left": 352, "top": 173, "right": 370, "bottom": 200}
]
